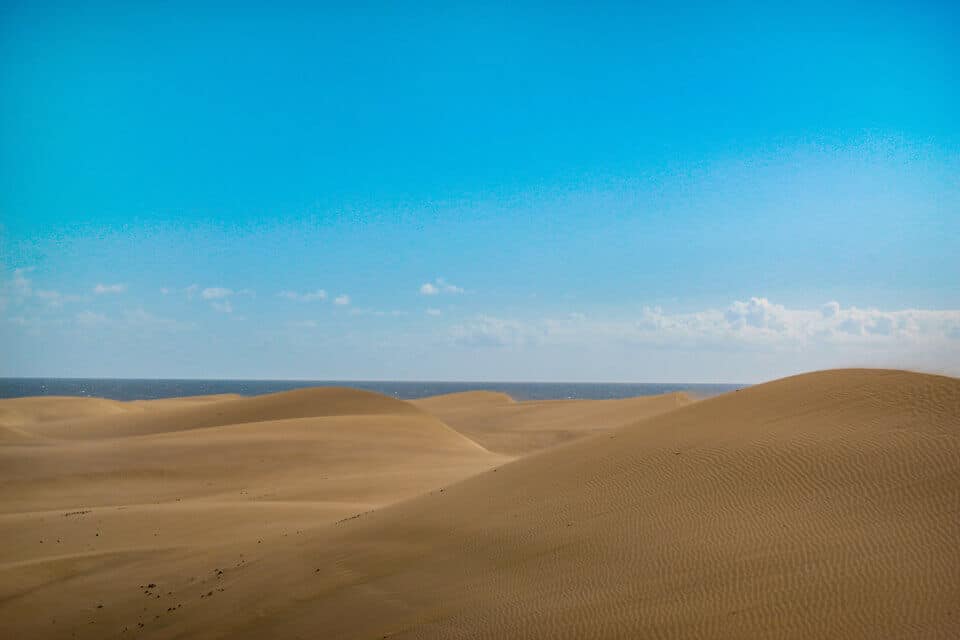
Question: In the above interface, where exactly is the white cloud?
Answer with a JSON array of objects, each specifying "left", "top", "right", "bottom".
[
  {"left": 177, "top": 285, "right": 251, "bottom": 311},
  {"left": 724, "top": 297, "right": 788, "bottom": 332},
  {"left": 437, "top": 278, "right": 463, "bottom": 294},
  {"left": 279, "top": 289, "right": 327, "bottom": 302},
  {"left": 94, "top": 283, "right": 126, "bottom": 295},
  {"left": 160, "top": 287, "right": 171, "bottom": 295},
  {"left": 201, "top": 287, "right": 233, "bottom": 300},
  {"left": 426, "top": 308, "right": 442, "bottom": 317},
  {"left": 628, "top": 298, "right": 960, "bottom": 347},
  {"left": 420, "top": 278, "right": 464, "bottom": 296},
  {"left": 334, "top": 294, "right": 350, "bottom": 306},
  {"left": 2, "top": 269, "right": 90, "bottom": 312},
  {"left": 447, "top": 298, "right": 960, "bottom": 357},
  {"left": 5, "top": 268, "right": 65, "bottom": 306},
  {"left": 5, "top": 269, "right": 105, "bottom": 312}
]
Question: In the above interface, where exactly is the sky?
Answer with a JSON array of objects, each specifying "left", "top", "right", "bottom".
[{"left": 1, "top": 0, "right": 958, "bottom": 383}]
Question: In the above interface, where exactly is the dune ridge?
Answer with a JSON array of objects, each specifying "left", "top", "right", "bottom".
[
  {"left": 0, "top": 387, "right": 503, "bottom": 513},
  {"left": 414, "top": 390, "right": 694, "bottom": 454},
  {"left": 16, "top": 386, "right": 433, "bottom": 440},
  {"left": 413, "top": 390, "right": 516, "bottom": 409},
  {"left": 0, "top": 396, "right": 135, "bottom": 429}
]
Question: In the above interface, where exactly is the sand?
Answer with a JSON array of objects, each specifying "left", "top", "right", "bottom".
[
  {"left": 1, "top": 369, "right": 957, "bottom": 639},
  {"left": 412, "top": 390, "right": 693, "bottom": 454}
]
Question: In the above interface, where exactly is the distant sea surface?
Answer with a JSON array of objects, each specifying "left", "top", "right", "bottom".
[{"left": 0, "top": 378, "right": 745, "bottom": 402}]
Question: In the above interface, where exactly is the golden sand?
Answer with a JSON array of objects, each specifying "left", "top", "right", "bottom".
[{"left": 1, "top": 369, "right": 957, "bottom": 638}]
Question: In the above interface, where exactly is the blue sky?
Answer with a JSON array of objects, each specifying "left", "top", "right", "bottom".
[{"left": 1, "top": 0, "right": 958, "bottom": 382}]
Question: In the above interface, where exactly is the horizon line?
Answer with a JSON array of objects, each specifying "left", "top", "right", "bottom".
[{"left": 0, "top": 375, "right": 751, "bottom": 386}]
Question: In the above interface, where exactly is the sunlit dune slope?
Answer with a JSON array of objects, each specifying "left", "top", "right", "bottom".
[
  {"left": 413, "top": 390, "right": 516, "bottom": 410},
  {"left": 0, "top": 386, "right": 513, "bottom": 639},
  {"left": 0, "top": 396, "right": 134, "bottom": 429},
  {"left": 0, "top": 424, "right": 38, "bottom": 444},
  {"left": 0, "top": 394, "right": 244, "bottom": 433},
  {"left": 0, "top": 385, "right": 508, "bottom": 616},
  {"left": 202, "top": 369, "right": 960, "bottom": 640},
  {"left": 130, "top": 393, "right": 243, "bottom": 408},
  {"left": 413, "top": 390, "right": 693, "bottom": 454},
  {"left": 16, "top": 386, "right": 426, "bottom": 439},
  {"left": 0, "top": 387, "right": 502, "bottom": 513}
]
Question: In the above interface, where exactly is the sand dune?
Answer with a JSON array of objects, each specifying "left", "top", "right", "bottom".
[
  {"left": 1, "top": 370, "right": 958, "bottom": 639},
  {"left": 0, "top": 424, "right": 39, "bottom": 444},
  {"left": 262, "top": 369, "right": 955, "bottom": 639},
  {"left": 19, "top": 387, "right": 428, "bottom": 440},
  {"left": 413, "top": 390, "right": 516, "bottom": 410},
  {"left": 0, "top": 388, "right": 502, "bottom": 514},
  {"left": 0, "top": 396, "right": 135, "bottom": 429},
  {"left": 125, "top": 369, "right": 958, "bottom": 640},
  {"left": 0, "top": 386, "right": 509, "bottom": 639},
  {"left": 130, "top": 393, "right": 244, "bottom": 408},
  {"left": 414, "top": 390, "right": 693, "bottom": 454}
]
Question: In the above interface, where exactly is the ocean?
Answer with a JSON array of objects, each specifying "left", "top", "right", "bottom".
[{"left": 0, "top": 378, "right": 745, "bottom": 402}]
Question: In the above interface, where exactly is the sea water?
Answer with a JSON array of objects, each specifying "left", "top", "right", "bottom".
[{"left": 0, "top": 378, "right": 744, "bottom": 401}]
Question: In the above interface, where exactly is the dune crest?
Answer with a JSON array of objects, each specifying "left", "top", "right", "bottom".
[
  {"left": 0, "top": 396, "right": 134, "bottom": 429},
  {"left": 414, "top": 390, "right": 516, "bottom": 409},
  {"left": 414, "top": 390, "right": 694, "bottom": 454},
  {"left": 17, "top": 386, "right": 428, "bottom": 440}
]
